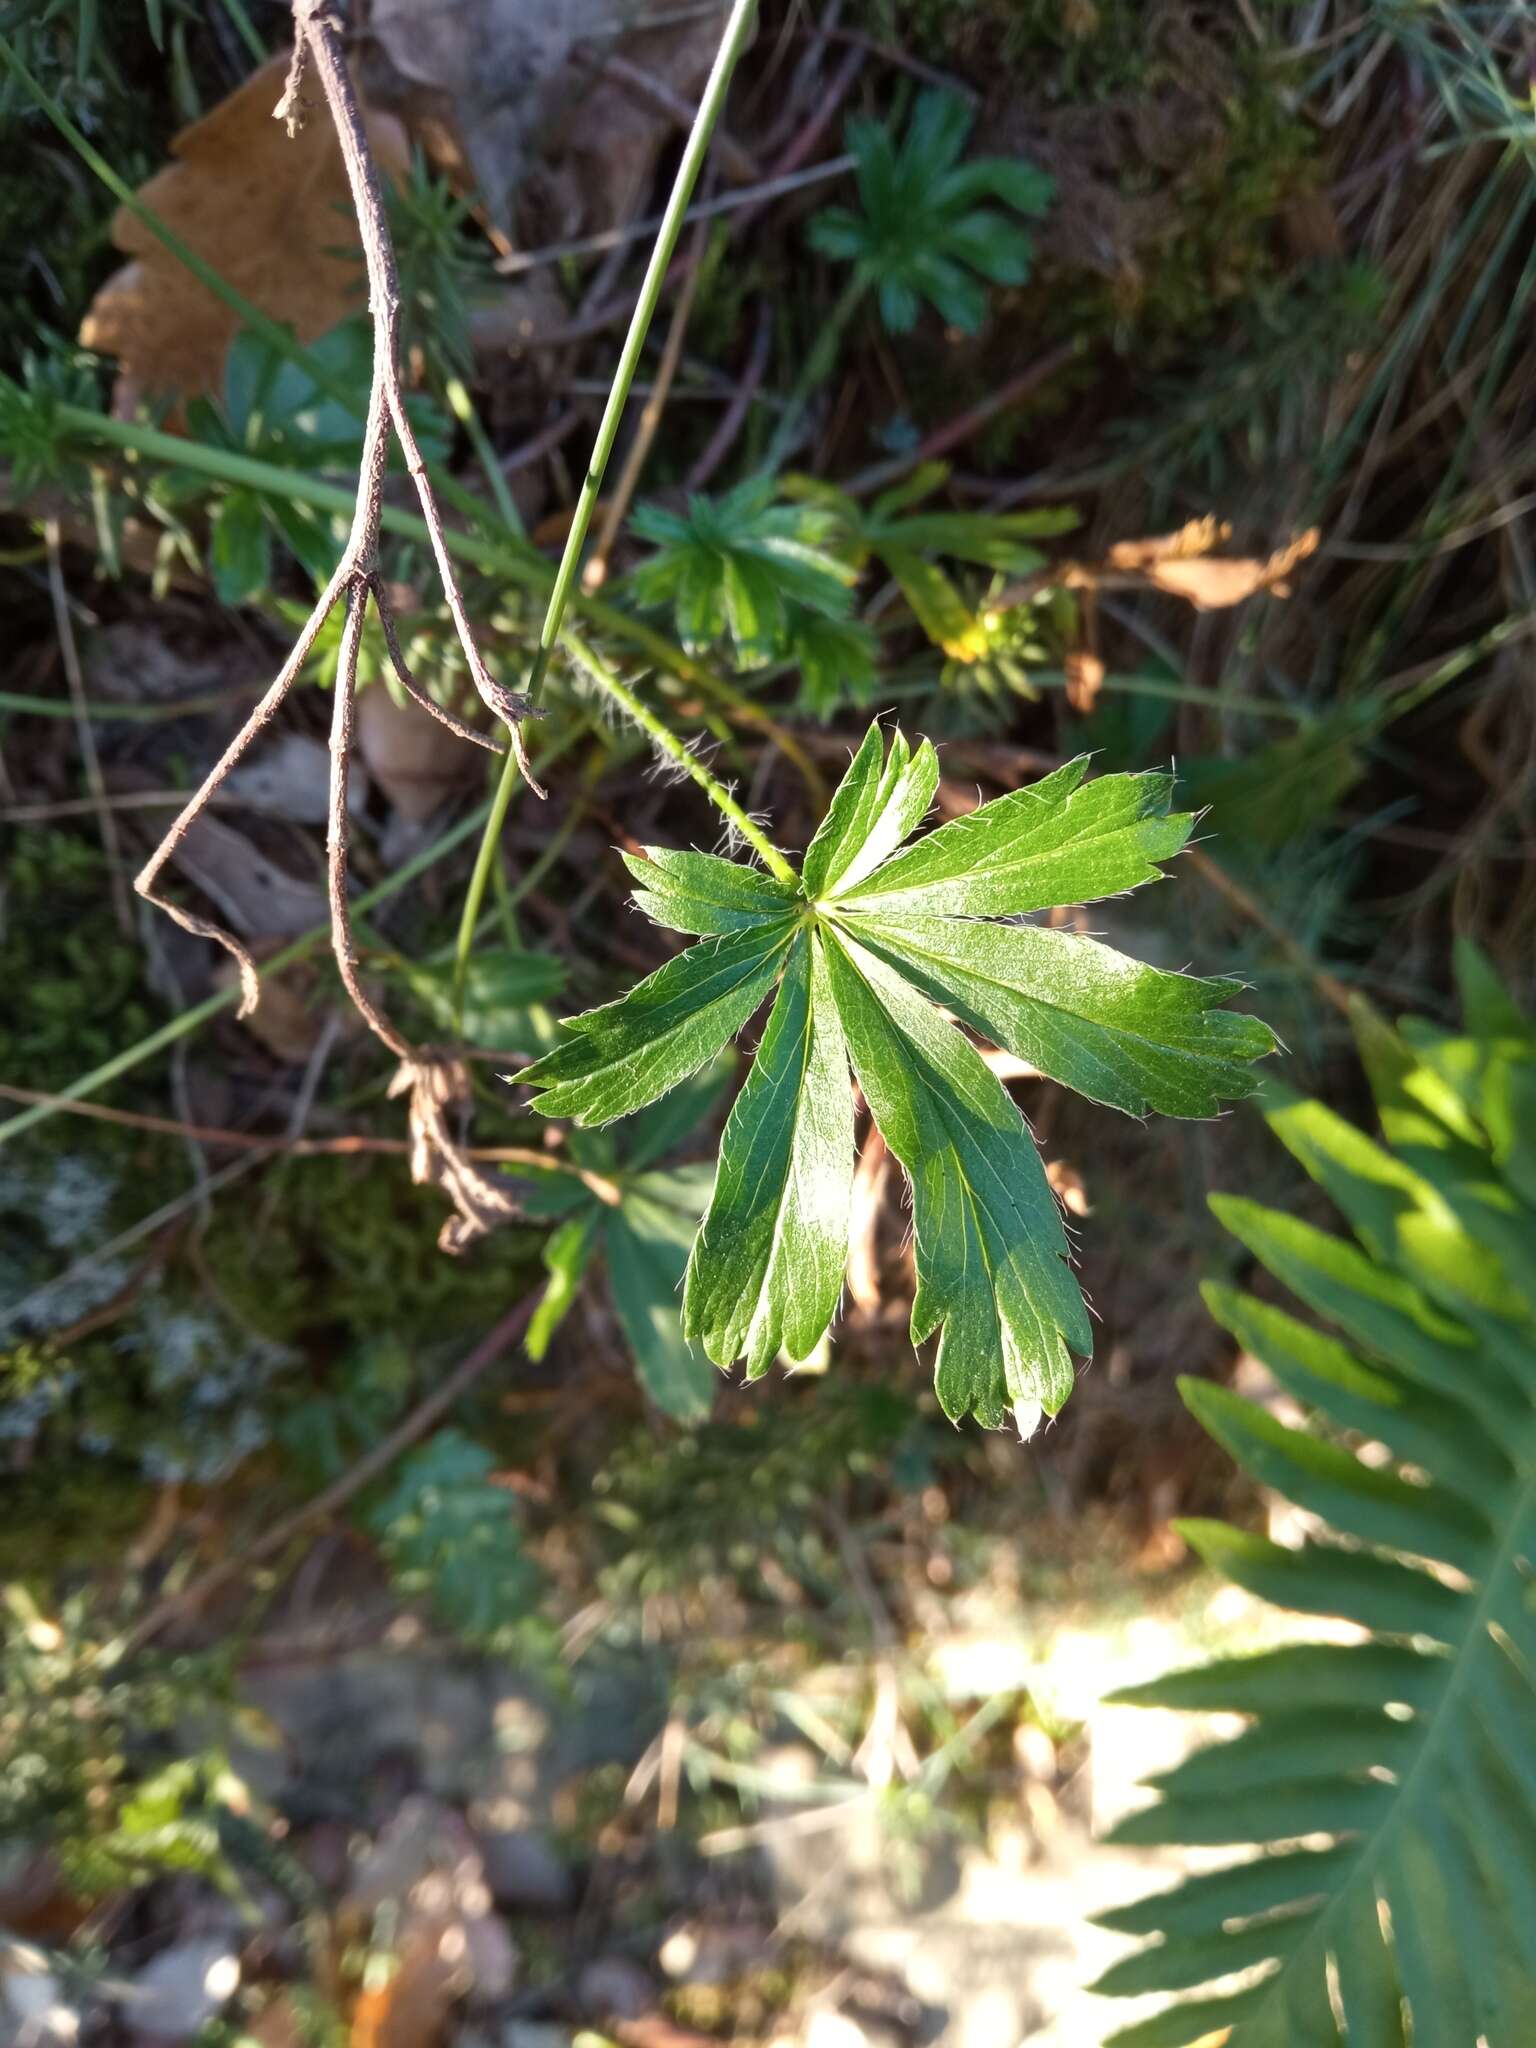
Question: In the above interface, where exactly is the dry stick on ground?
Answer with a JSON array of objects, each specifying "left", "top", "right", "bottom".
[
  {"left": 116, "top": 1287, "right": 545, "bottom": 1658},
  {"left": 134, "top": 0, "right": 541, "bottom": 1053},
  {"left": 0, "top": 1083, "right": 623, "bottom": 1194}
]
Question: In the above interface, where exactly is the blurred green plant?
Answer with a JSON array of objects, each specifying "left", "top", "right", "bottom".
[
  {"left": 0, "top": 1585, "right": 235, "bottom": 1896},
  {"left": 627, "top": 474, "right": 870, "bottom": 707},
  {"left": 169, "top": 321, "right": 451, "bottom": 600},
  {"left": 592, "top": 1380, "right": 921, "bottom": 1605},
  {"left": 626, "top": 464, "right": 1080, "bottom": 712},
  {"left": 521, "top": 1059, "right": 732, "bottom": 1423},
  {"left": 1093, "top": 946, "right": 1536, "bottom": 2046},
  {"left": 0, "top": 832, "right": 153, "bottom": 1086},
  {"left": 366, "top": 1428, "right": 545, "bottom": 1651},
  {"left": 788, "top": 460, "right": 1076, "bottom": 661},
  {"left": 808, "top": 90, "right": 1052, "bottom": 336},
  {"left": 385, "top": 151, "right": 496, "bottom": 384},
  {"left": 765, "top": 90, "right": 1052, "bottom": 468}
]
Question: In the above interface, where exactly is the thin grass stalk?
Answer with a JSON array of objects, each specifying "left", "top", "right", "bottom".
[
  {"left": 452, "top": 0, "right": 762, "bottom": 1019},
  {"left": 43, "top": 401, "right": 807, "bottom": 765}
]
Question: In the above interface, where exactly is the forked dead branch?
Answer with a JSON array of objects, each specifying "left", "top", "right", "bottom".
[
  {"left": 129, "top": 0, "right": 545, "bottom": 1249},
  {"left": 134, "top": 0, "right": 543, "bottom": 1068}
]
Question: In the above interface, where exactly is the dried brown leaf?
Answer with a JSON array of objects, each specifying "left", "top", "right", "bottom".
[
  {"left": 1105, "top": 515, "right": 1231, "bottom": 571},
  {"left": 172, "top": 810, "right": 329, "bottom": 939},
  {"left": 1045, "top": 1156, "right": 1091, "bottom": 1218},
  {"left": 1064, "top": 648, "right": 1106, "bottom": 713},
  {"left": 80, "top": 51, "right": 408, "bottom": 409},
  {"left": 1143, "top": 527, "right": 1319, "bottom": 608},
  {"left": 1060, "top": 521, "right": 1320, "bottom": 612},
  {"left": 216, "top": 949, "right": 328, "bottom": 1064}
]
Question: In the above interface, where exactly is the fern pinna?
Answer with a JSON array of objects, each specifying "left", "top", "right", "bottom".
[{"left": 1094, "top": 945, "right": 1536, "bottom": 2047}]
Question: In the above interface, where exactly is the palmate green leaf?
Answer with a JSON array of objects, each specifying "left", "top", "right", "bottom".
[
  {"left": 1095, "top": 960, "right": 1536, "bottom": 2048},
  {"left": 628, "top": 475, "right": 857, "bottom": 675},
  {"left": 522, "top": 726, "right": 1271, "bottom": 1429},
  {"left": 684, "top": 934, "right": 854, "bottom": 1379},
  {"left": 836, "top": 755, "right": 1192, "bottom": 916},
  {"left": 523, "top": 920, "right": 795, "bottom": 1124},
  {"left": 619, "top": 847, "right": 797, "bottom": 938},
  {"left": 800, "top": 723, "right": 940, "bottom": 899},
  {"left": 849, "top": 915, "right": 1274, "bottom": 1117},
  {"left": 825, "top": 929, "right": 1088, "bottom": 1429}
]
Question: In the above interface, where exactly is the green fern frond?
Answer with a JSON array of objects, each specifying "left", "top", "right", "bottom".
[{"left": 1093, "top": 953, "right": 1536, "bottom": 2047}]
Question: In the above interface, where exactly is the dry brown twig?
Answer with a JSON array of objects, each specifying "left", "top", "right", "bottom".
[{"left": 131, "top": 0, "right": 546, "bottom": 1245}]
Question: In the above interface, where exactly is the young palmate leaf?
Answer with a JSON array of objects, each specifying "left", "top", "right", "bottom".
[
  {"left": 626, "top": 475, "right": 877, "bottom": 715},
  {"left": 808, "top": 91, "right": 1053, "bottom": 334},
  {"left": 628, "top": 475, "right": 861, "bottom": 669},
  {"left": 521, "top": 728, "right": 1275, "bottom": 1433},
  {"left": 1093, "top": 960, "right": 1536, "bottom": 2048},
  {"left": 784, "top": 462, "right": 1079, "bottom": 662}
]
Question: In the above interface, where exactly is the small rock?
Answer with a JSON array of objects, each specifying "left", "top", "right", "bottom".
[
  {"left": 477, "top": 1828, "right": 574, "bottom": 1914},
  {"left": 462, "top": 1911, "right": 519, "bottom": 2008},
  {"left": 124, "top": 1936, "right": 240, "bottom": 2042},
  {"left": 344, "top": 1795, "right": 470, "bottom": 1915},
  {"left": 342, "top": 1796, "right": 518, "bottom": 2019},
  {"left": 577, "top": 1954, "right": 654, "bottom": 2021}
]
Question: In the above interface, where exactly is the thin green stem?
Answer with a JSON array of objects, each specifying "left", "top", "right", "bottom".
[
  {"left": 563, "top": 630, "right": 797, "bottom": 885},
  {"left": 522, "top": 0, "right": 761, "bottom": 715},
  {"left": 452, "top": 0, "right": 762, "bottom": 1021},
  {"left": 0, "top": 686, "right": 260, "bottom": 722},
  {"left": 218, "top": 0, "right": 267, "bottom": 61},
  {"left": 763, "top": 273, "right": 867, "bottom": 473},
  {"left": 47, "top": 403, "right": 779, "bottom": 733},
  {"left": 0, "top": 726, "right": 582, "bottom": 1152},
  {"left": 455, "top": 753, "right": 530, "bottom": 1019},
  {"left": 444, "top": 373, "right": 526, "bottom": 539}
]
